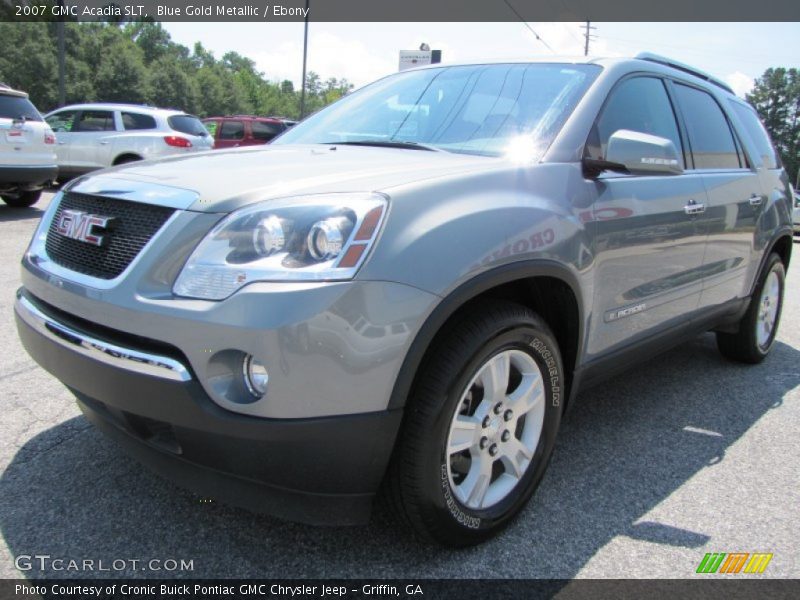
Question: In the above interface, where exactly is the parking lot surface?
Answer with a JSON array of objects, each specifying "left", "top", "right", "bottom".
[{"left": 1, "top": 192, "right": 799, "bottom": 579}]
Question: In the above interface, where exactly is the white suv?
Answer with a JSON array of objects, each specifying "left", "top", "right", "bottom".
[
  {"left": 44, "top": 104, "right": 214, "bottom": 179},
  {"left": 0, "top": 84, "right": 57, "bottom": 207}
]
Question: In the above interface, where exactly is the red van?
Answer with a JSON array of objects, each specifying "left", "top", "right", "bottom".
[{"left": 202, "top": 116, "right": 289, "bottom": 149}]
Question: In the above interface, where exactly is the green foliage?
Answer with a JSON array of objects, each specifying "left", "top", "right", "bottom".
[
  {"left": 0, "top": 21, "right": 354, "bottom": 121},
  {"left": 747, "top": 68, "right": 800, "bottom": 188}
]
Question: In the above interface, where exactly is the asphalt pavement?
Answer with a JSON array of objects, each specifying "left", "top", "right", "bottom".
[{"left": 1, "top": 192, "right": 798, "bottom": 579}]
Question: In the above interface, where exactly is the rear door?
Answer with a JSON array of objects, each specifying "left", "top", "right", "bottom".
[
  {"left": 670, "top": 83, "right": 764, "bottom": 308},
  {"left": 215, "top": 120, "right": 245, "bottom": 148},
  {"left": 583, "top": 75, "right": 710, "bottom": 359},
  {"left": 70, "top": 109, "right": 117, "bottom": 169}
]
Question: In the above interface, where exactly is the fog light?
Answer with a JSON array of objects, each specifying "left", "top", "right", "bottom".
[{"left": 242, "top": 354, "right": 269, "bottom": 398}]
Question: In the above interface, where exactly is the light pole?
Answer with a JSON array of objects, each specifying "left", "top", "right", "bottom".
[
  {"left": 299, "top": 0, "right": 310, "bottom": 119},
  {"left": 57, "top": 0, "right": 65, "bottom": 106}
]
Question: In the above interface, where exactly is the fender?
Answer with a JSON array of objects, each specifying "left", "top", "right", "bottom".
[{"left": 387, "top": 259, "right": 585, "bottom": 410}]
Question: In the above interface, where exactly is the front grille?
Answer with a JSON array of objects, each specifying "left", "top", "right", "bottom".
[{"left": 45, "top": 192, "right": 174, "bottom": 279}]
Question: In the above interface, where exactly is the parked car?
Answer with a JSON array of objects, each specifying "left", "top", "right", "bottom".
[
  {"left": 44, "top": 104, "right": 213, "bottom": 179},
  {"left": 16, "top": 54, "right": 794, "bottom": 547},
  {"left": 793, "top": 191, "right": 799, "bottom": 235},
  {"left": 202, "top": 115, "right": 290, "bottom": 149},
  {"left": 0, "top": 83, "right": 57, "bottom": 207}
]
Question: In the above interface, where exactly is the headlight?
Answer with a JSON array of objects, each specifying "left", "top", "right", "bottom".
[{"left": 173, "top": 193, "right": 387, "bottom": 300}]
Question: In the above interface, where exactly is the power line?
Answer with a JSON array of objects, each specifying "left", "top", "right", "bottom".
[{"left": 503, "top": 0, "right": 556, "bottom": 54}]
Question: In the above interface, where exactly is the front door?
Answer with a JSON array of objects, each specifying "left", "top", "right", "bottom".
[{"left": 582, "top": 76, "right": 710, "bottom": 359}]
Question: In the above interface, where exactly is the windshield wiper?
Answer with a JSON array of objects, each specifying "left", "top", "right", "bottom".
[{"left": 322, "top": 140, "right": 443, "bottom": 152}]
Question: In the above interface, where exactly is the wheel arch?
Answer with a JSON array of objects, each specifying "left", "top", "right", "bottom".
[
  {"left": 749, "top": 230, "right": 793, "bottom": 297},
  {"left": 112, "top": 153, "right": 143, "bottom": 165},
  {"left": 388, "top": 260, "right": 585, "bottom": 413}
]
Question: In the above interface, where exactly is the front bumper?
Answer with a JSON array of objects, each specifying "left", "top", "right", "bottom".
[
  {"left": 15, "top": 290, "right": 403, "bottom": 525},
  {"left": 0, "top": 164, "right": 57, "bottom": 187}
]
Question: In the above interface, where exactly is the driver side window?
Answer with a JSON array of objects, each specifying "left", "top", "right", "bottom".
[{"left": 586, "top": 77, "right": 684, "bottom": 168}]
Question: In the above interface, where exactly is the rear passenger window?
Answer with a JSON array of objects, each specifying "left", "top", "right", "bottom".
[
  {"left": 587, "top": 77, "right": 684, "bottom": 167},
  {"left": 251, "top": 121, "right": 283, "bottom": 141},
  {"left": 219, "top": 121, "right": 245, "bottom": 140},
  {"left": 121, "top": 112, "right": 156, "bottom": 130},
  {"left": 729, "top": 101, "right": 780, "bottom": 169},
  {"left": 673, "top": 84, "right": 741, "bottom": 170},
  {"left": 74, "top": 110, "right": 115, "bottom": 132}
]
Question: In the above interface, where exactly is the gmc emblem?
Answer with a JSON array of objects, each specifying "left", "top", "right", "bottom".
[{"left": 55, "top": 209, "right": 115, "bottom": 246}]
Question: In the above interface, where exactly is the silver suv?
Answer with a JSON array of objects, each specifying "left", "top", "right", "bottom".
[
  {"left": 44, "top": 104, "right": 213, "bottom": 179},
  {"left": 0, "top": 84, "right": 57, "bottom": 207},
  {"left": 15, "top": 54, "right": 794, "bottom": 546}
]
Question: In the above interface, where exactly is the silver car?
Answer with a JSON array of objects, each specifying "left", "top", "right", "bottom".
[
  {"left": 15, "top": 54, "right": 794, "bottom": 546},
  {"left": 44, "top": 104, "right": 213, "bottom": 179},
  {"left": 0, "top": 83, "right": 57, "bottom": 207}
]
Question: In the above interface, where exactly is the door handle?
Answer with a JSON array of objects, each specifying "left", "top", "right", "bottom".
[
  {"left": 58, "top": 141, "right": 66, "bottom": 145},
  {"left": 99, "top": 141, "right": 110, "bottom": 145},
  {"left": 684, "top": 199, "right": 706, "bottom": 215},
  {"left": 749, "top": 194, "right": 763, "bottom": 207}
]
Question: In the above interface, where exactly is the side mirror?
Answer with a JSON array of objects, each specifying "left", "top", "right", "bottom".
[{"left": 584, "top": 130, "right": 684, "bottom": 177}]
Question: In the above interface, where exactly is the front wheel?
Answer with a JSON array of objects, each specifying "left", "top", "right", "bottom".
[
  {"left": 1, "top": 190, "right": 42, "bottom": 208},
  {"left": 388, "top": 301, "right": 564, "bottom": 546},
  {"left": 717, "top": 253, "right": 785, "bottom": 363}
]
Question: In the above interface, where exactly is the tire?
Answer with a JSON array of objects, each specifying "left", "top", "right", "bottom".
[
  {"left": 716, "top": 253, "right": 785, "bottom": 363},
  {"left": 387, "top": 300, "right": 564, "bottom": 546},
  {"left": 1, "top": 190, "right": 42, "bottom": 208},
  {"left": 114, "top": 155, "right": 141, "bottom": 166}
]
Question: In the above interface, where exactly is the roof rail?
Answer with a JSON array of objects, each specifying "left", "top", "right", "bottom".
[{"left": 635, "top": 52, "right": 734, "bottom": 94}]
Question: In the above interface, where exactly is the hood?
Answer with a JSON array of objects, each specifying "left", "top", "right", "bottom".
[{"left": 95, "top": 144, "right": 497, "bottom": 212}]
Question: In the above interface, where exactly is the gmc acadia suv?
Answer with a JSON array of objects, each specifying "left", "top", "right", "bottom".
[{"left": 15, "top": 54, "right": 793, "bottom": 546}]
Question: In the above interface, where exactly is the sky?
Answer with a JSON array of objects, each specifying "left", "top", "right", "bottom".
[{"left": 163, "top": 22, "right": 800, "bottom": 97}]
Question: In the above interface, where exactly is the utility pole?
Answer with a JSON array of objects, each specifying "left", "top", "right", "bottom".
[
  {"left": 299, "top": 0, "right": 310, "bottom": 119},
  {"left": 583, "top": 21, "right": 597, "bottom": 57},
  {"left": 57, "top": 0, "right": 65, "bottom": 106}
]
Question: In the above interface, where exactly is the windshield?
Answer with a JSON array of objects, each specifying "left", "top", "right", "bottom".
[
  {"left": 275, "top": 63, "right": 600, "bottom": 157},
  {"left": 0, "top": 94, "right": 43, "bottom": 121},
  {"left": 168, "top": 114, "right": 209, "bottom": 137}
]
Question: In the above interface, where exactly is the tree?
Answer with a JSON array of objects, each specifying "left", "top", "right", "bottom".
[
  {"left": 747, "top": 68, "right": 800, "bottom": 188},
  {"left": 0, "top": 22, "right": 348, "bottom": 120}
]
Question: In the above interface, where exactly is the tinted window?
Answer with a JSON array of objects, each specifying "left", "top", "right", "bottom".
[
  {"left": 75, "top": 110, "right": 115, "bottom": 132},
  {"left": 276, "top": 63, "right": 601, "bottom": 157},
  {"left": 0, "top": 94, "right": 42, "bottom": 121},
  {"left": 168, "top": 114, "right": 209, "bottom": 137},
  {"left": 674, "top": 84, "right": 740, "bottom": 169},
  {"left": 121, "top": 112, "right": 156, "bottom": 130},
  {"left": 46, "top": 110, "right": 78, "bottom": 132},
  {"left": 729, "top": 101, "right": 780, "bottom": 169},
  {"left": 588, "top": 77, "right": 683, "bottom": 165},
  {"left": 251, "top": 121, "right": 283, "bottom": 141},
  {"left": 219, "top": 121, "right": 245, "bottom": 140}
]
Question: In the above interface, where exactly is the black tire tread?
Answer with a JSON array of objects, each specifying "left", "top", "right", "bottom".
[
  {"left": 385, "top": 299, "right": 557, "bottom": 546},
  {"left": 716, "top": 253, "right": 785, "bottom": 364}
]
